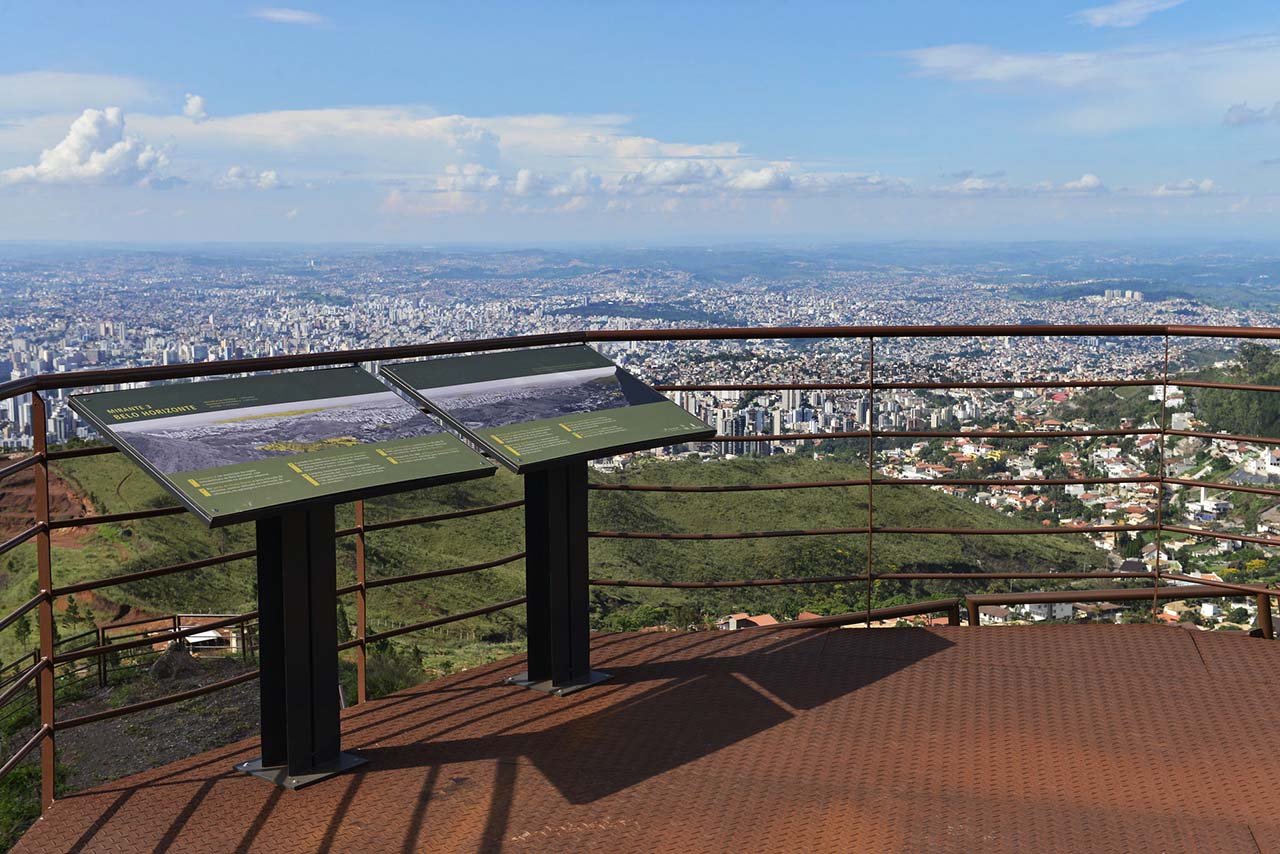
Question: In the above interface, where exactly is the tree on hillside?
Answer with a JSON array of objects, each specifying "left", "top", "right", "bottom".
[
  {"left": 63, "top": 595, "right": 81, "bottom": 628},
  {"left": 13, "top": 614, "right": 30, "bottom": 650},
  {"left": 336, "top": 602, "right": 352, "bottom": 645},
  {"left": 1197, "top": 343, "right": 1280, "bottom": 438}
]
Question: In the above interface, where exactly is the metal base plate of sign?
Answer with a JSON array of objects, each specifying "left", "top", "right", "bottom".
[
  {"left": 503, "top": 670, "right": 612, "bottom": 697},
  {"left": 235, "top": 752, "right": 368, "bottom": 791}
]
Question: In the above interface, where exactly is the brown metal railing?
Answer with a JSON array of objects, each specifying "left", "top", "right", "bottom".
[{"left": 0, "top": 323, "right": 1278, "bottom": 818}]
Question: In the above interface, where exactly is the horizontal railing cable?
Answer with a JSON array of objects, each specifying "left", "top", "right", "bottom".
[
  {"left": 0, "top": 725, "right": 51, "bottom": 779},
  {"left": 590, "top": 570, "right": 1161, "bottom": 589},
  {"left": 0, "top": 455, "right": 39, "bottom": 483},
  {"left": 655, "top": 378, "right": 1159, "bottom": 392},
  {"left": 338, "top": 500, "right": 524, "bottom": 537},
  {"left": 1161, "top": 476, "right": 1280, "bottom": 498},
  {"left": 52, "top": 550, "right": 257, "bottom": 597},
  {"left": 357, "top": 596, "right": 527, "bottom": 646},
  {"left": 0, "top": 593, "right": 46, "bottom": 635},
  {"left": 57, "top": 670, "right": 260, "bottom": 730},
  {"left": 592, "top": 524, "right": 1153, "bottom": 540},
  {"left": 875, "top": 570, "right": 1156, "bottom": 581},
  {"left": 1166, "top": 428, "right": 1280, "bottom": 447},
  {"left": 1160, "top": 525, "right": 1280, "bottom": 548},
  {"left": 590, "top": 479, "right": 870, "bottom": 493},
  {"left": 53, "top": 611, "right": 258, "bottom": 665},
  {"left": 45, "top": 445, "right": 117, "bottom": 461},
  {"left": 48, "top": 505, "right": 185, "bottom": 530},
  {"left": 0, "top": 525, "right": 44, "bottom": 558},
  {"left": 874, "top": 524, "right": 1153, "bottom": 536},
  {"left": 590, "top": 527, "right": 871, "bottom": 540},
  {"left": 0, "top": 658, "right": 46, "bottom": 710},
  {"left": 592, "top": 475, "right": 1161, "bottom": 493},
  {"left": 358, "top": 552, "right": 526, "bottom": 593},
  {"left": 590, "top": 573, "right": 871, "bottom": 589}
]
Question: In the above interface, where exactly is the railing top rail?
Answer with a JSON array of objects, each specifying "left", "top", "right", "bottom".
[
  {"left": 6, "top": 323, "right": 1280, "bottom": 402},
  {"left": 966, "top": 584, "right": 1225, "bottom": 606}
]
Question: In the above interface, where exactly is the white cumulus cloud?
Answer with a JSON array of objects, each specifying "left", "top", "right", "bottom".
[
  {"left": 512, "top": 168, "right": 555, "bottom": 197},
  {"left": 726, "top": 165, "right": 792, "bottom": 192},
  {"left": 1072, "top": 0, "right": 1185, "bottom": 28},
  {"left": 1063, "top": 173, "right": 1105, "bottom": 192},
  {"left": 619, "top": 159, "right": 725, "bottom": 191},
  {"left": 1152, "top": 178, "right": 1215, "bottom": 196},
  {"left": 439, "top": 163, "right": 501, "bottom": 193},
  {"left": 183, "top": 94, "right": 208, "bottom": 123},
  {"left": 794, "top": 171, "right": 910, "bottom": 194},
  {"left": 0, "top": 107, "right": 168, "bottom": 187},
  {"left": 216, "top": 165, "right": 281, "bottom": 190},
  {"left": 938, "top": 176, "right": 1006, "bottom": 194}
]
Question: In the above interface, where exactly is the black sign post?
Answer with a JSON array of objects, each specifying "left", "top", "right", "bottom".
[
  {"left": 382, "top": 346, "right": 714, "bottom": 696},
  {"left": 236, "top": 504, "right": 364, "bottom": 787},
  {"left": 513, "top": 460, "right": 607, "bottom": 694},
  {"left": 71, "top": 367, "right": 496, "bottom": 787}
]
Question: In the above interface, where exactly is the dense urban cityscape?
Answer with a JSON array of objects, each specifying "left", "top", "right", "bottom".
[
  {"left": 3, "top": 245, "right": 1276, "bottom": 447},
  {"left": 1, "top": 245, "right": 1278, "bottom": 623}
]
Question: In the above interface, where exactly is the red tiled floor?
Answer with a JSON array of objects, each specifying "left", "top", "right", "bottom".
[{"left": 15, "top": 624, "right": 1280, "bottom": 853}]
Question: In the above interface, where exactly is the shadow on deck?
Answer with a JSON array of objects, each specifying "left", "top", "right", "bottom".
[{"left": 15, "top": 625, "right": 1280, "bottom": 853}]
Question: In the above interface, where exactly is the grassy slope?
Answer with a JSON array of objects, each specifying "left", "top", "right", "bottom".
[
  {"left": 0, "top": 452, "right": 1104, "bottom": 660},
  {"left": 589, "top": 456, "right": 1103, "bottom": 617}
]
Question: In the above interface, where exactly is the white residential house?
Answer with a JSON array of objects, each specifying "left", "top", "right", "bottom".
[
  {"left": 1073, "top": 602, "right": 1125, "bottom": 623},
  {"left": 1141, "top": 543, "right": 1170, "bottom": 564},
  {"left": 978, "top": 605, "right": 1012, "bottom": 625},
  {"left": 1018, "top": 602, "right": 1074, "bottom": 622}
]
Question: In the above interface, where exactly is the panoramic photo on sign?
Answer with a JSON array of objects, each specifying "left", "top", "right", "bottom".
[
  {"left": 382, "top": 345, "right": 714, "bottom": 471},
  {"left": 70, "top": 366, "right": 495, "bottom": 525}
]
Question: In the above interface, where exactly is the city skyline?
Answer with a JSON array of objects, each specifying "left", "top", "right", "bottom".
[{"left": 2, "top": 2, "right": 1279, "bottom": 242}]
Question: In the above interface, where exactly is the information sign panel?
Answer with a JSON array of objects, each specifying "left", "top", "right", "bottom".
[
  {"left": 381, "top": 345, "right": 714, "bottom": 472},
  {"left": 70, "top": 366, "right": 495, "bottom": 525}
]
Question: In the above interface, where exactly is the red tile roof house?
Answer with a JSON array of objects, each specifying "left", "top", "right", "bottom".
[{"left": 716, "top": 613, "right": 779, "bottom": 630}]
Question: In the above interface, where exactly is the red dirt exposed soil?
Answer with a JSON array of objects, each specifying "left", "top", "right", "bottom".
[{"left": 0, "top": 457, "right": 93, "bottom": 547}]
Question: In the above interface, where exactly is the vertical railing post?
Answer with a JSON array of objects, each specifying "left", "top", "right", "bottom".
[
  {"left": 865, "top": 336, "right": 876, "bottom": 626},
  {"left": 1257, "top": 592, "right": 1275, "bottom": 640},
  {"left": 1152, "top": 333, "right": 1172, "bottom": 621},
  {"left": 32, "top": 391, "right": 55, "bottom": 812},
  {"left": 96, "top": 625, "right": 106, "bottom": 688},
  {"left": 354, "top": 499, "right": 367, "bottom": 705}
]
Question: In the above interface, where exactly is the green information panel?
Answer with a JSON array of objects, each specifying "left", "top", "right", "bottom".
[
  {"left": 69, "top": 366, "right": 496, "bottom": 526},
  {"left": 381, "top": 345, "right": 714, "bottom": 472}
]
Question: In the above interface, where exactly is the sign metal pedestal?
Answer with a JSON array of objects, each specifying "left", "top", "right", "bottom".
[
  {"left": 505, "top": 461, "right": 610, "bottom": 696},
  {"left": 381, "top": 346, "right": 715, "bottom": 699},
  {"left": 235, "top": 504, "right": 366, "bottom": 789}
]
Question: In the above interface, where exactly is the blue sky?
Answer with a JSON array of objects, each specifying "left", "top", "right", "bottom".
[{"left": 1, "top": 1, "right": 1278, "bottom": 243}]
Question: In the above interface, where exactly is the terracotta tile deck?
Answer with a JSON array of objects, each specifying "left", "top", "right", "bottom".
[{"left": 15, "top": 624, "right": 1280, "bottom": 853}]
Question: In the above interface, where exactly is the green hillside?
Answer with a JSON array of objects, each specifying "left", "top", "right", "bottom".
[
  {"left": 588, "top": 455, "right": 1104, "bottom": 621},
  {"left": 0, "top": 451, "right": 1105, "bottom": 665}
]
